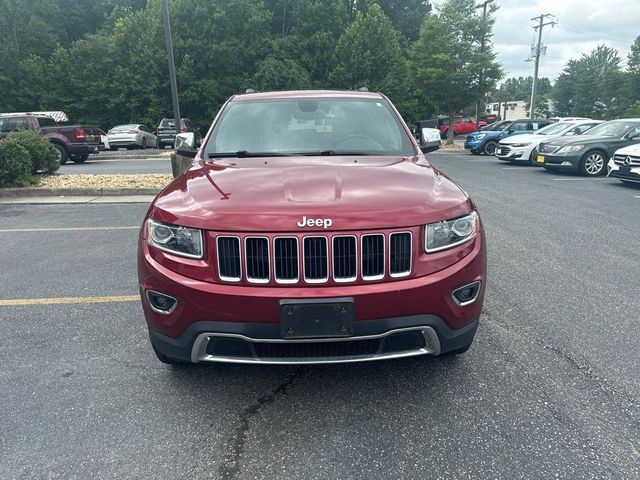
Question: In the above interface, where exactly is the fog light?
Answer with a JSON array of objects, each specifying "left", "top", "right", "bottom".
[
  {"left": 452, "top": 281, "right": 481, "bottom": 306},
  {"left": 145, "top": 290, "right": 178, "bottom": 314}
]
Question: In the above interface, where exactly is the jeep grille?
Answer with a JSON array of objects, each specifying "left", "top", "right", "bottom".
[{"left": 214, "top": 230, "right": 413, "bottom": 285}]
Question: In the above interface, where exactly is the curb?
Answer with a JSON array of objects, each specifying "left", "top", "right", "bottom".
[{"left": 0, "top": 187, "right": 162, "bottom": 197}]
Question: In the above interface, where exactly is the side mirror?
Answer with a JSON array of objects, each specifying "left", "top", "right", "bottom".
[{"left": 175, "top": 132, "right": 197, "bottom": 158}]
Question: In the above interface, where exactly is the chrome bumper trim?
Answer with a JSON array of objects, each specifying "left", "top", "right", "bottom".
[{"left": 191, "top": 326, "right": 441, "bottom": 364}]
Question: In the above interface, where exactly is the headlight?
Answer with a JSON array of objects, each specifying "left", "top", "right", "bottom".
[
  {"left": 557, "top": 144, "right": 584, "bottom": 153},
  {"left": 511, "top": 142, "right": 530, "bottom": 147},
  {"left": 425, "top": 212, "right": 478, "bottom": 253},
  {"left": 475, "top": 133, "right": 487, "bottom": 140},
  {"left": 147, "top": 219, "right": 204, "bottom": 259}
]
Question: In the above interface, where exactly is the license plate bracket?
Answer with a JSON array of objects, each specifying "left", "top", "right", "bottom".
[
  {"left": 279, "top": 298, "right": 354, "bottom": 339},
  {"left": 620, "top": 165, "right": 632, "bottom": 174}
]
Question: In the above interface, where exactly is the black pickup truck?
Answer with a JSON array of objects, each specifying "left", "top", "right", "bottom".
[{"left": 0, "top": 113, "right": 101, "bottom": 164}]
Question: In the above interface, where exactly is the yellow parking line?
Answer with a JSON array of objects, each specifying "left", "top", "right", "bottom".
[
  {"left": 0, "top": 226, "right": 139, "bottom": 233},
  {"left": 0, "top": 295, "right": 139, "bottom": 307}
]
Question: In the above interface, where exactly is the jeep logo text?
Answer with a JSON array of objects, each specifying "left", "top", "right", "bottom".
[{"left": 297, "top": 216, "right": 333, "bottom": 229}]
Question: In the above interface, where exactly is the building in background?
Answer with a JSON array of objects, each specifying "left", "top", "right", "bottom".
[{"left": 485, "top": 101, "right": 528, "bottom": 121}]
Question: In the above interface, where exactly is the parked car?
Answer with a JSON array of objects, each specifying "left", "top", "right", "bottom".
[
  {"left": 496, "top": 120, "right": 602, "bottom": 164},
  {"left": 107, "top": 124, "right": 157, "bottom": 150},
  {"left": 414, "top": 121, "right": 441, "bottom": 152},
  {"left": 536, "top": 119, "right": 640, "bottom": 176},
  {"left": 434, "top": 116, "right": 487, "bottom": 138},
  {"left": 0, "top": 112, "right": 101, "bottom": 164},
  {"left": 139, "top": 89, "right": 486, "bottom": 365},
  {"left": 608, "top": 143, "right": 640, "bottom": 184},
  {"left": 464, "top": 118, "right": 554, "bottom": 155},
  {"left": 156, "top": 117, "right": 201, "bottom": 149},
  {"left": 548, "top": 117, "right": 592, "bottom": 123},
  {"left": 98, "top": 128, "right": 109, "bottom": 151}
]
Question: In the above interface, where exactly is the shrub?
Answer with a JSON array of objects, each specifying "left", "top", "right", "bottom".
[
  {"left": 5, "top": 130, "right": 59, "bottom": 173},
  {"left": 0, "top": 140, "right": 36, "bottom": 187}
]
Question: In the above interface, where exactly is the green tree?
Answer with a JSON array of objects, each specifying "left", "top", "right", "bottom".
[
  {"left": 409, "top": 0, "right": 502, "bottom": 143},
  {"left": 552, "top": 45, "right": 625, "bottom": 119},
  {"left": 330, "top": 3, "right": 414, "bottom": 118}
]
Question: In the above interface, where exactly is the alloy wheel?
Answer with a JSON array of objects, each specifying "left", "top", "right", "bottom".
[{"left": 583, "top": 153, "right": 604, "bottom": 176}]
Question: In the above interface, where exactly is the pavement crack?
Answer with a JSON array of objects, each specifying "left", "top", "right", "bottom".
[
  {"left": 481, "top": 307, "right": 640, "bottom": 423},
  {"left": 219, "top": 369, "right": 303, "bottom": 480}
]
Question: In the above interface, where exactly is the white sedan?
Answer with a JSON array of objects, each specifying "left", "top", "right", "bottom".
[
  {"left": 107, "top": 124, "right": 158, "bottom": 150},
  {"left": 608, "top": 143, "right": 640, "bottom": 184},
  {"left": 495, "top": 120, "right": 602, "bottom": 164}
]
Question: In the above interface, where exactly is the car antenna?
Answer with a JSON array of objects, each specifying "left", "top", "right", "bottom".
[
  {"left": 357, "top": 86, "right": 369, "bottom": 92},
  {"left": 245, "top": 88, "right": 256, "bottom": 94}
]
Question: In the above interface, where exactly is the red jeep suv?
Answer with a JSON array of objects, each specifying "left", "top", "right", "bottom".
[{"left": 138, "top": 90, "right": 486, "bottom": 365}]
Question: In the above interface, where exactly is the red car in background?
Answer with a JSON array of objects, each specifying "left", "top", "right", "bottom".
[
  {"left": 138, "top": 90, "right": 487, "bottom": 365},
  {"left": 436, "top": 116, "right": 487, "bottom": 138}
]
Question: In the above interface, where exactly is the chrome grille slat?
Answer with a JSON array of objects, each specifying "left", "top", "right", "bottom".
[
  {"left": 303, "top": 237, "right": 328, "bottom": 282},
  {"left": 333, "top": 236, "right": 357, "bottom": 282},
  {"left": 274, "top": 237, "right": 299, "bottom": 283},
  {"left": 217, "top": 236, "right": 241, "bottom": 282},
  {"left": 389, "top": 232, "right": 412, "bottom": 277},
  {"left": 361, "top": 234, "right": 385, "bottom": 280},
  {"left": 245, "top": 237, "right": 269, "bottom": 283}
]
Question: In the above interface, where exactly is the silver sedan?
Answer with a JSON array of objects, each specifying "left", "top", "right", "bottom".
[{"left": 107, "top": 124, "right": 158, "bottom": 150}]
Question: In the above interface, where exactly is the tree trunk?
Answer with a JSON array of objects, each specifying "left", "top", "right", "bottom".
[{"left": 446, "top": 112, "right": 455, "bottom": 145}]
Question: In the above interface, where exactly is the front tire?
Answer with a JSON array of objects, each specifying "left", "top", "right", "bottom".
[
  {"left": 579, "top": 150, "right": 606, "bottom": 176},
  {"left": 529, "top": 148, "right": 539, "bottom": 166},
  {"left": 483, "top": 140, "right": 498, "bottom": 156}
]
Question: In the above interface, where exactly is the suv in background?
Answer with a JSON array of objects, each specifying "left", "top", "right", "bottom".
[
  {"left": 156, "top": 118, "right": 201, "bottom": 149},
  {"left": 464, "top": 118, "right": 554, "bottom": 156},
  {"left": 0, "top": 113, "right": 101, "bottom": 164}
]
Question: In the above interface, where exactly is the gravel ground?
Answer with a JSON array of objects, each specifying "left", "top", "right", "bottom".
[{"left": 38, "top": 174, "right": 173, "bottom": 189}]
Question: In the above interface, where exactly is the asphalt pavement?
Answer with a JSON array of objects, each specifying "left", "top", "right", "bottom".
[{"left": 0, "top": 152, "right": 638, "bottom": 479}]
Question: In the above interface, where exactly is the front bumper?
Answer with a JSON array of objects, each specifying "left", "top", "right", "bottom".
[
  {"left": 608, "top": 159, "right": 640, "bottom": 183},
  {"left": 464, "top": 139, "right": 483, "bottom": 150},
  {"left": 138, "top": 232, "right": 486, "bottom": 364},
  {"left": 495, "top": 144, "right": 531, "bottom": 162},
  {"left": 537, "top": 152, "right": 580, "bottom": 171}
]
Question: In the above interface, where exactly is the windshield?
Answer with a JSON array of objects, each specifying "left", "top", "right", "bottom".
[
  {"left": 535, "top": 122, "right": 573, "bottom": 136},
  {"left": 585, "top": 120, "right": 639, "bottom": 137},
  {"left": 490, "top": 121, "right": 512, "bottom": 132},
  {"left": 205, "top": 98, "right": 415, "bottom": 157}
]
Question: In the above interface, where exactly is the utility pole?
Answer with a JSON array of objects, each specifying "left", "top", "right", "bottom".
[
  {"left": 475, "top": 0, "right": 494, "bottom": 130},
  {"left": 162, "top": 0, "right": 181, "bottom": 137},
  {"left": 529, "top": 14, "right": 555, "bottom": 119}
]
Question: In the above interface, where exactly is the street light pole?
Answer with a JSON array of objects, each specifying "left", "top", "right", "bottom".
[
  {"left": 161, "top": 0, "right": 181, "bottom": 136},
  {"left": 475, "top": 0, "right": 494, "bottom": 130}
]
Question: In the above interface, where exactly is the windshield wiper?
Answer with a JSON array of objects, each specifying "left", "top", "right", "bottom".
[
  {"left": 301, "top": 151, "right": 373, "bottom": 156},
  {"left": 208, "top": 151, "right": 294, "bottom": 158}
]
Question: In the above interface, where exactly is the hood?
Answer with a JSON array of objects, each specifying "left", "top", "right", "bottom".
[
  {"left": 150, "top": 156, "right": 473, "bottom": 232},
  {"left": 500, "top": 133, "right": 540, "bottom": 144},
  {"left": 614, "top": 143, "right": 640, "bottom": 156},
  {"left": 540, "top": 134, "right": 616, "bottom": 147}
]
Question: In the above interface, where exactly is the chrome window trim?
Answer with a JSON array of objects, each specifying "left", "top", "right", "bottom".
[
  {"left": 216, "top": 235, "right": 242, "bottom": 282},
  {"left": 244, "top": 236, "right": 271, "bottom": 284},
  {"left": 389, "top": 231, "right": 412, "bottom": 278},
  {"left": 332, "top": 235, "right": 358, "bottom": 283},
  {"left": 361, "top": 233, "right": 385, "bottom": 281},
  {"left": 302, "top": 236, "right": 329, "bottom": 284},
  {"left": 273, "top": 236, "right": 300, "bottom": 284}
]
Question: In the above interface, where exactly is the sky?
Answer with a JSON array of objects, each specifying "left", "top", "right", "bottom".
[{"left": 433, "top": 0, "right": 640, "bottom": 82}]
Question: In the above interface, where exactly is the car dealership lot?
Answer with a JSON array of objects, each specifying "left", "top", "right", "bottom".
[{"left": 0, "top": 152, "right": 638, "bottom": 479}]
